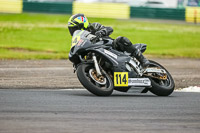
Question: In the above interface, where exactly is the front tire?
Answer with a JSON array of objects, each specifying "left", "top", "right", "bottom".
[
  {"left": 148, "top": 60, "right": 175, "bottom": 96},
  {"left": 77, "top": 63, "right": 114, "bottom": 96}
]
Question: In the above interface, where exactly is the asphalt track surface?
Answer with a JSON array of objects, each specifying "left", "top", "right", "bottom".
[
  {"left": 0, "top": 59, "right": 200, "bottom": 133},
  {"left": 0, "top": 89, "right": 200, "bottom": 133}
]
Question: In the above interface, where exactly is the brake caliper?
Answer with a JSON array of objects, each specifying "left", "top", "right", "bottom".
[{"left": 143, "top": 67, "right": 167, "bottom": 80}]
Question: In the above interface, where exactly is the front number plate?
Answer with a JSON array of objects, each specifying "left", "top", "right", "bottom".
[{"left": 114, "top": 72, "right": 128, "bottom": 87}]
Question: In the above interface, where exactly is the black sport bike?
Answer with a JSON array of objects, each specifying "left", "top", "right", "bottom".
[{"left": 69, "top": 30, "right": 175, "bottom": 96}]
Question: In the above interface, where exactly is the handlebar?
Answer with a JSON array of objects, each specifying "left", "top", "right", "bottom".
[{"left": 90, "top": 35, "right": 101, "bottom": 43}]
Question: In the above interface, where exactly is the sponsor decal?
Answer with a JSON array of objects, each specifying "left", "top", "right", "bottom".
[
  {"left": 104, "top": 49, "right": 118, "bottom": 59},
  {"left": 128, "top": 78, "right": 151, "bottom": 86},
  {"left": 77, "top": 39, "right": 84, "bottom": 46}
]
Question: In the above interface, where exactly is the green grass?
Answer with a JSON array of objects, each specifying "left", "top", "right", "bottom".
[{"left": 0, "top": 13, "right": 200, "bottom": 59}]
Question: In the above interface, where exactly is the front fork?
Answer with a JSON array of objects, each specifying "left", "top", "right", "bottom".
[{"left": 92, "top": 53, "right": 102, "bottom": 76}]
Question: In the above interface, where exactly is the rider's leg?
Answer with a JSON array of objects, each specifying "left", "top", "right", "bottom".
[{"left": 113, "top": 36, "right": 150, "bottom": 68}]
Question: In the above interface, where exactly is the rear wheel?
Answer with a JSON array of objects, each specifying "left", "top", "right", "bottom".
[
  {"left": 77, "top": 63, "right": 113, "bottom": 96},
  {"left": 148, "top": 60, "right": 175, "bottom": 96}
]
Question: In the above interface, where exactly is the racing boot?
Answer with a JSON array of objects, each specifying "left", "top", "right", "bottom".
[{"left": 131, "top": 47, "right": 150, "bottom": 68}]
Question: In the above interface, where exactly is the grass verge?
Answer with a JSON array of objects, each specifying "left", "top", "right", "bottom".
[{"left": 0, "top": 13, "right": 200, "bottom": 59}]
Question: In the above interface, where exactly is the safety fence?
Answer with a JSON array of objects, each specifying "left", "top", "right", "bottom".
[
  {"left": 23, "top": 1, "right": 72, "bottom": 14},
  {"left": 0, "top": 0, "right": 200, "bottom": 23},
  {"left": 130, "top": 7, "right": 185, "bottom": 20}
]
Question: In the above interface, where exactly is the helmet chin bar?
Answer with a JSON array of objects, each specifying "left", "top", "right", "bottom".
[
  {"left": 78, "top": 23, "right": 84, "bottom": 29},
  {"left": 68, "top": 26, "right": 79, "bottom": 36}
]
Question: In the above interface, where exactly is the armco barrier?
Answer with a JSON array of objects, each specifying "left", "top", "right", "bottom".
[
  {"left": 0, "top": 0, "right": 23, "bottom": 13},
  {"left": 73, "top": 2, "right": 130, "bottom": 19},
  {"left": 23, "top": 1, "right": 72, "bottom": 14},
  {"left": 130, "top": 7, "right": 185, "bottom": 20},
  {"left": 186, "top": 7, "right": 200, "bottom": 23}
]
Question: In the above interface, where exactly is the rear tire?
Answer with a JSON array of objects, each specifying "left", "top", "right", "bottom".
[
  {"left": 77, "top": 63, "right": 113, "bottom": 96},
  {"left": 148, "top": 60, "right": 175, "bottom": 96}
]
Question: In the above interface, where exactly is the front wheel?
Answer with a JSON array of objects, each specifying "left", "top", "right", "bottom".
[
  {"left": 148, "top": 60, "right": 175, "bottom": 96},
  {"left": 77, "top": 63, "right": 114, "bottom": 96}
]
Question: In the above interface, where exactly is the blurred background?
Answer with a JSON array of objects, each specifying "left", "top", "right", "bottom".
[{"left": 0, "top": 0, "right": 200, "bottom": 59}]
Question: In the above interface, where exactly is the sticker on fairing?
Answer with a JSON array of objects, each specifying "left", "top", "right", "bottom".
[
  {"left": 128, "top": 78, "right": 151, "bottom": 86},
  {"left": 71, "top": 31, "right": 84, "bottom": 47},
  {"left": 71, "top": 36, "right": 80, "bottom": 47},
  {"left": 104, "top": 49, "right": 118, "bottom": 59}
]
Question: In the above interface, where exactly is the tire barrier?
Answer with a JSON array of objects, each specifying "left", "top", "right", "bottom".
[
  {"left": 73, "top": 2, "right": 130, "bottom": 19},
  {"left": 186, "top": 7, "right": 200, "bottom": 23},
  {"left": 0, "top": 0, "right": 23, "bottom": 13}
]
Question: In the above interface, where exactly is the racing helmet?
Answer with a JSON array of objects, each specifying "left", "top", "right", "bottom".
[{"left": 68, "top": 13, "right": 89, "bottom": 36}]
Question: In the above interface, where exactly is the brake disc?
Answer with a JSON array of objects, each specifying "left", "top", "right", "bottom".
[
  {"left": 89, "top": 69, "right": 107, "bottom": 85},
  {"left": 144, "top": 73, "right": 167, "bottom": 80}
]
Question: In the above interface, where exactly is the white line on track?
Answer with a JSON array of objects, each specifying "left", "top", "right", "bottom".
[{"left": 175, "top": 86, "right": 200, "bottom": 93}]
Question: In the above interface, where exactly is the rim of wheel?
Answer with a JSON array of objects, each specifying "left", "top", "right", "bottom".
[
  {"left": 89, "top": 69, "right": 107, "bottom": 85},
  {"left": 149, "top": 63, "right": 172, "bottom": 87},
  {"left": 83, "top": 65, "right": 112, "bottom": 91}
]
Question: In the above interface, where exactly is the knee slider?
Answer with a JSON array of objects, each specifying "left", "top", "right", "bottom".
[{"left": 114, "top": 36, "right": 133, "bottom": 52}]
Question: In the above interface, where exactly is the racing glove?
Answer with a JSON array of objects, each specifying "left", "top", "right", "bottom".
[{"left": 95, "top": 30, "right": 106, "bottom": 37}]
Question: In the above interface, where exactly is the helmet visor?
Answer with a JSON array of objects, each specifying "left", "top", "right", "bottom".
[{"left": 68, "top": 26, "right": 79, "bottom": 36}]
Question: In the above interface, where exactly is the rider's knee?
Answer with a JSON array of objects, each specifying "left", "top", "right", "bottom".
[{"left": 113, "top": 36, "right": 132, "bottom": 51}]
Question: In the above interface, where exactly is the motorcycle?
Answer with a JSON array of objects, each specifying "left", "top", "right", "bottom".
[{"left": 69, "top": 30, "right": 175, "bottom": 96}]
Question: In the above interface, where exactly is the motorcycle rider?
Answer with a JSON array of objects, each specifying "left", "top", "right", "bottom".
[{"left": 68, "top": 13, "right": 150, "bottom": 68}]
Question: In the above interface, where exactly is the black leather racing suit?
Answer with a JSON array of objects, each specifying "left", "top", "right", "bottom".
[{"left": 86, "top": 22, "right": 150, "bottom": 67}]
